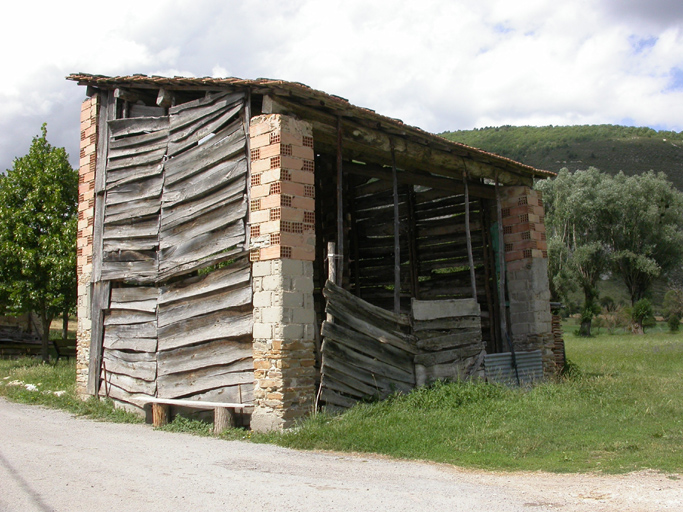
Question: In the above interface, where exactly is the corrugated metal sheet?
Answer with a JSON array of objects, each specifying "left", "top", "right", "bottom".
[{"left": 485, "top": 350, "right": 543, "bottom": 387}]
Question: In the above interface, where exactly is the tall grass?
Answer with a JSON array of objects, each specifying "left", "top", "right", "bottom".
[
  {"left": 259, "top": 329, "right": 683, "bottom": 473},
  {"left": 2, "top": 329, "right": 682, "bottom": 474},
  {"left": 0, "top": 358, "right": 141, "bottom": 423}
]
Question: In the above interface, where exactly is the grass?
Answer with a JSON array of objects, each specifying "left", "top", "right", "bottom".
[
  {"left": 0, "top": 357, "right": 142, "bottom": 423},
  {"left": 2, "top": 327, "right": 682, "bottom": 474},
  {"left": 256, "top": 326, "right": 683, "bottom": 474}
]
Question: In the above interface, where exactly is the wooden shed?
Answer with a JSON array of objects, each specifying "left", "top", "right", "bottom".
[{"left": 69, "top": 73, "right": 556, "bottom": 431}]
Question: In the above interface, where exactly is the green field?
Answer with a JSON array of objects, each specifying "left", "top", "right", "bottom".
[{"left": 2, "top": 326, "right": 682, "bottom": 474}]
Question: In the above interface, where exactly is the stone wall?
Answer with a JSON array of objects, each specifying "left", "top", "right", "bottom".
[
  {"left": 248, "top": 114, "right": 317, "bottom": 431},
  {"left": 76, "top": 95, "right": 98, "bottom": 395},
  {"left": 501, "top": 186, "right": 556, "bottom": 374}
]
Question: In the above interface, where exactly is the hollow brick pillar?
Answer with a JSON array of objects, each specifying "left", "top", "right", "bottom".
[
  {"left": 248, "top": 114, "right": 317, "bottom": 431},
  {"left": 76, "top": 95, "right": 98, "bottom": 395},
  {"left": 500, "top": 186, "right": 556, "bottom": 375}
]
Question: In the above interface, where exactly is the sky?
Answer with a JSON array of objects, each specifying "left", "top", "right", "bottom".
[{"left": 2, "top": 0, "right": 683, "bottom": 171}]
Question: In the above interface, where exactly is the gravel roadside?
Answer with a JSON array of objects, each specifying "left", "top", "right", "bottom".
[{"left": 0, "top": 398, "right": 680, "bottom": 511}]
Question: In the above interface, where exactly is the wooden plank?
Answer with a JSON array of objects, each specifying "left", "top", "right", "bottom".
[
  {"left": 162, "top": 157, "right": 247, "bottom": 208},
  {"left": 416, "top": 329, "right": 483, "bottom": 352},
  {"left": 324, "top": 339, "right": 414, "bottom": 384},
  {"left": 415, "top": 361, "right": 465, "bottom": 387},
  {"left": 158, "top": 265, "right": 249, "bottom": 305},
  {"left": 157, "top": 362, "right": 254, "bottom": 398},
  {"left": 157, "top": 225, "right": 245, "bottom": 280},
  {"left": 321, "top": 375, "right": 367, "bottom": 400},
  {"left": 159, "top": 199, "right": 247, "bottom": 250},
  {"left": 320, "top": 364, "right": 379, "bottom": 398},
  {"left": 190, "top": 384, "right": 254, "bottom": 405},
  {"left": 110, "top": 286, "right": 159, "bottom": 302},
  {"left": 107, "top": 147, "right": 167, "bottom": 172},
  {"left": 412, "top": 316, "right": 482, "bottom": 331},
  {"left": 108, "top": 116, "right": 169, "bottom": 137},
  {"left": 107, "top": 137, "right": 167, "bottom": 160},
  {"left": 103, "top": 218, "right": 160, "bottom": 240},
  {"left": 105, "top": 199, "right": 161, "bottom": 224},
  {"left": 109, "top": 128, "right": 168, "bottom": 150},
  {"left": 103, "top": 351, "right": 156, "bottom": 381},
  {"left": 163, "top": 125, "right": 245, "bottom": 186},
  {"left": 103, "top": 370, "right": 156, "bottom": 395},
  {"left": 160, "top": 178, "right": 245, "bottom": 229},
  {"left": 105, "top": 175, "right": 163, "bottom": 205},
  {"left": 103, "top": 336, "right": 157, "bottom": 353},
  {"left": 100, "top": 260, "right": 158, "bottom": 283},
  {"left": 100, "top": 381, "right": 153, "bottom": 407},
  {"left": 103, "top": 238, "right": 158, "bottom": 252},
  {"left": 412, "top": 298, "right": 481, "bottom": 320},
  {"left": 414, "top": 345, "right": 484, "bottom": 366},
  {"left": 324, "top": 280, "right": 410, "bottom": 327},
  {"left": 106, "top": 162, "right": 164, "bottom": 188},
  {"left": 320, "top": 387, "right": 357, "bottom": 409},
  {"left": 104, "top": 309, "right": 156, "bottom": 326},
  {"left": 326, "top": 300, "right": 417, "bottom": 355},
  {"left": 169, "top": 91, "right": 243, "bottom": 119},
  {"left": 157, "top": 284, "right": 251, "bottom": 328},
  {"left": 140, "top": 397, "right": 253, "bottom": 409},
  {"left": 87, "top": 281, "right": 111, "bottom": 395},
  {"left": 321, "top": 321, "right": 413, "bottom": 373},
  {"left": 321, "top": 354, "right": 412, "bottom": 396},
  {"left": 157, "top": 339, "right": 252, "bottom": 376},
  {"left": 168, "top": 103, "right": 243, "bottom": 157},
  {"left": 157, "top": 310, "right": 252, "bottom": 351}
]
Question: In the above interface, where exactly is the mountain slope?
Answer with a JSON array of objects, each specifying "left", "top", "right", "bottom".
[{"left": 441, "top": 125, "right": 683, "bottom": 189}]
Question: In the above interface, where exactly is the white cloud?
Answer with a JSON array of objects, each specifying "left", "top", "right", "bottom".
[{"left": 1, "top": 0, "right": 682, "bottom": 171}]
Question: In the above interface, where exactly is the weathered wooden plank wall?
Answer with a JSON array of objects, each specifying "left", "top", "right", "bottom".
[
  {"left": 347, "top": 175, "right": 496, "bottom": 346},
  {"left": 95, "top": 91, "right": 254, "bottom": 408},
  {"left": 319, "top": 280, "right": 486, "bottom": 410},
  {"left": 319, "top": 281, "right": 416, "bottom": 410}
]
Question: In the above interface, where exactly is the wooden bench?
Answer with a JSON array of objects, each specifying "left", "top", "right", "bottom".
[{"left": 138, "top": 397, "right": 254, "bottom": 434}]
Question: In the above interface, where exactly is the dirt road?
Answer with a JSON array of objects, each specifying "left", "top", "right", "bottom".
[{"left": 0, "top": 399, "right": 680, "bottom": 511}]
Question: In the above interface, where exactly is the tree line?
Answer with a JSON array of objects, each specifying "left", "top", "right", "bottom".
[{"left": 536, "top": 167, "right": 683, "bottom": 335}]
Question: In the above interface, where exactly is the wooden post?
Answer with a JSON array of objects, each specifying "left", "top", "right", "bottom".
[
  {"left": 391, "top": 142, "right": 401, "bottom": 315},
  {"left": 152, "top": 403, "right": 169, "bottom": 427},
  {"left": 336, "top": 117, "right": 344, "bottom": 285},
  {"left": 494, "top": 178, "right": 509, "bottom": 343},
  {"left": 463, "top": 171, "right": 477, "bottom": 301},
  {"left": 326, "top": 242, "right": 337, "bottom": 323},
  {"left": 406, "top": 185, "right": 419, "bottom": 300},
  {"left": 213, "top": 407, "right": 235, "bottom": 434}
]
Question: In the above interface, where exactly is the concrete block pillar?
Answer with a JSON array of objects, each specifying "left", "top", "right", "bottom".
[
  {"left": 76, "top": 95, "right": 98, "bottom": 395},
  {"left": 248, "top": 114, "right": 317, "bottom": 431},
  {"left": 500, "top": 186, "right": 555, "bottom": 374}
]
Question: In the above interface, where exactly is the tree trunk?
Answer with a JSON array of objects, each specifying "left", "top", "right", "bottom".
[
  {"left": 62, "top": 310, "right": 68, "bottom": 343},
  {"left": 579, "top": 318, "right": 592, "bottom": 337},
  {"left": 40, "top": 309, "right": 50, "bottom": 363}
]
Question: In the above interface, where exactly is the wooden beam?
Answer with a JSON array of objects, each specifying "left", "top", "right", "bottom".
[
  {"left": 344, "top": 161, "right": 496, "bottom": 200},
  {"left": 114, "top": 87, "right": 155, "bottom": 104},
  {"left": 156, "top": 88, "right": 174, "bottom": 108},
  {"left": 495, "top": 178, "right": 509, "bottom": 342},
  {"left": 391, "top": 142, "right": 401, "bottom": 315},
  {"left": 463, "top": 170, "right": 477, "bottom": 300},
  {"left": 263, "top": 95, "right": 532, "bottom": 186},
  {"left": 336, "top": 117, "right": 344, "bottom": 285}
]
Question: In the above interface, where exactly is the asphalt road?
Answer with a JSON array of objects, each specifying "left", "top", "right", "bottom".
[{"left": 1, "top": 398, "right": 681, "bottom": 511}]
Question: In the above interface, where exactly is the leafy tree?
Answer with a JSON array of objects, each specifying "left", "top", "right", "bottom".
[
  {"left": 536, "top": 168, "right": 610, "bottom": 336},
  {"left": 600, "top": 171, "right": 683, "bottom": 305},
  {"left": 662, "top": 288, "right": 683, "bottom": 332},
  {"left": 0, "top": 124, "right": 77, "bottom": 361}
]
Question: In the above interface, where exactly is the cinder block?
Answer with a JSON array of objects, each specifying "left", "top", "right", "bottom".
[
  {"left": 253, "top": 291, "right": 273, "bottom": 307},
  {"left": 250, "top": 133, "right": 272, "bottom": 149},
  {"left": 290, "top": 145, "right": 314, "bottom": 160},
  {"left": 249, "top": 209, "right": 271, "bottom": 225},
  {"left": 280, "top": 259, "right": 304, "bottom": 276},
  {"left": 292, "top": 307, "right": 315, "bottom": 324},
  {"left": 250, "top": 184, "right": 271, "bottom": 198},
  {"left": 252, "top": 260, "right": 273, "bottom": 277},
  {"left": 253, "top": 323, "right": 273, "bottom": 339}
]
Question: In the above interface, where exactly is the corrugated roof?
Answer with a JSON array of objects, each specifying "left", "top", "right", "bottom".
[{"left": 66, "top": 73, "right": 555, "bottom": 181}]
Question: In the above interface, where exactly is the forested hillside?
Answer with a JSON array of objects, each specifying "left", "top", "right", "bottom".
[{"left": 441, "top": 125, "right": 683, "bottom": 189}]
